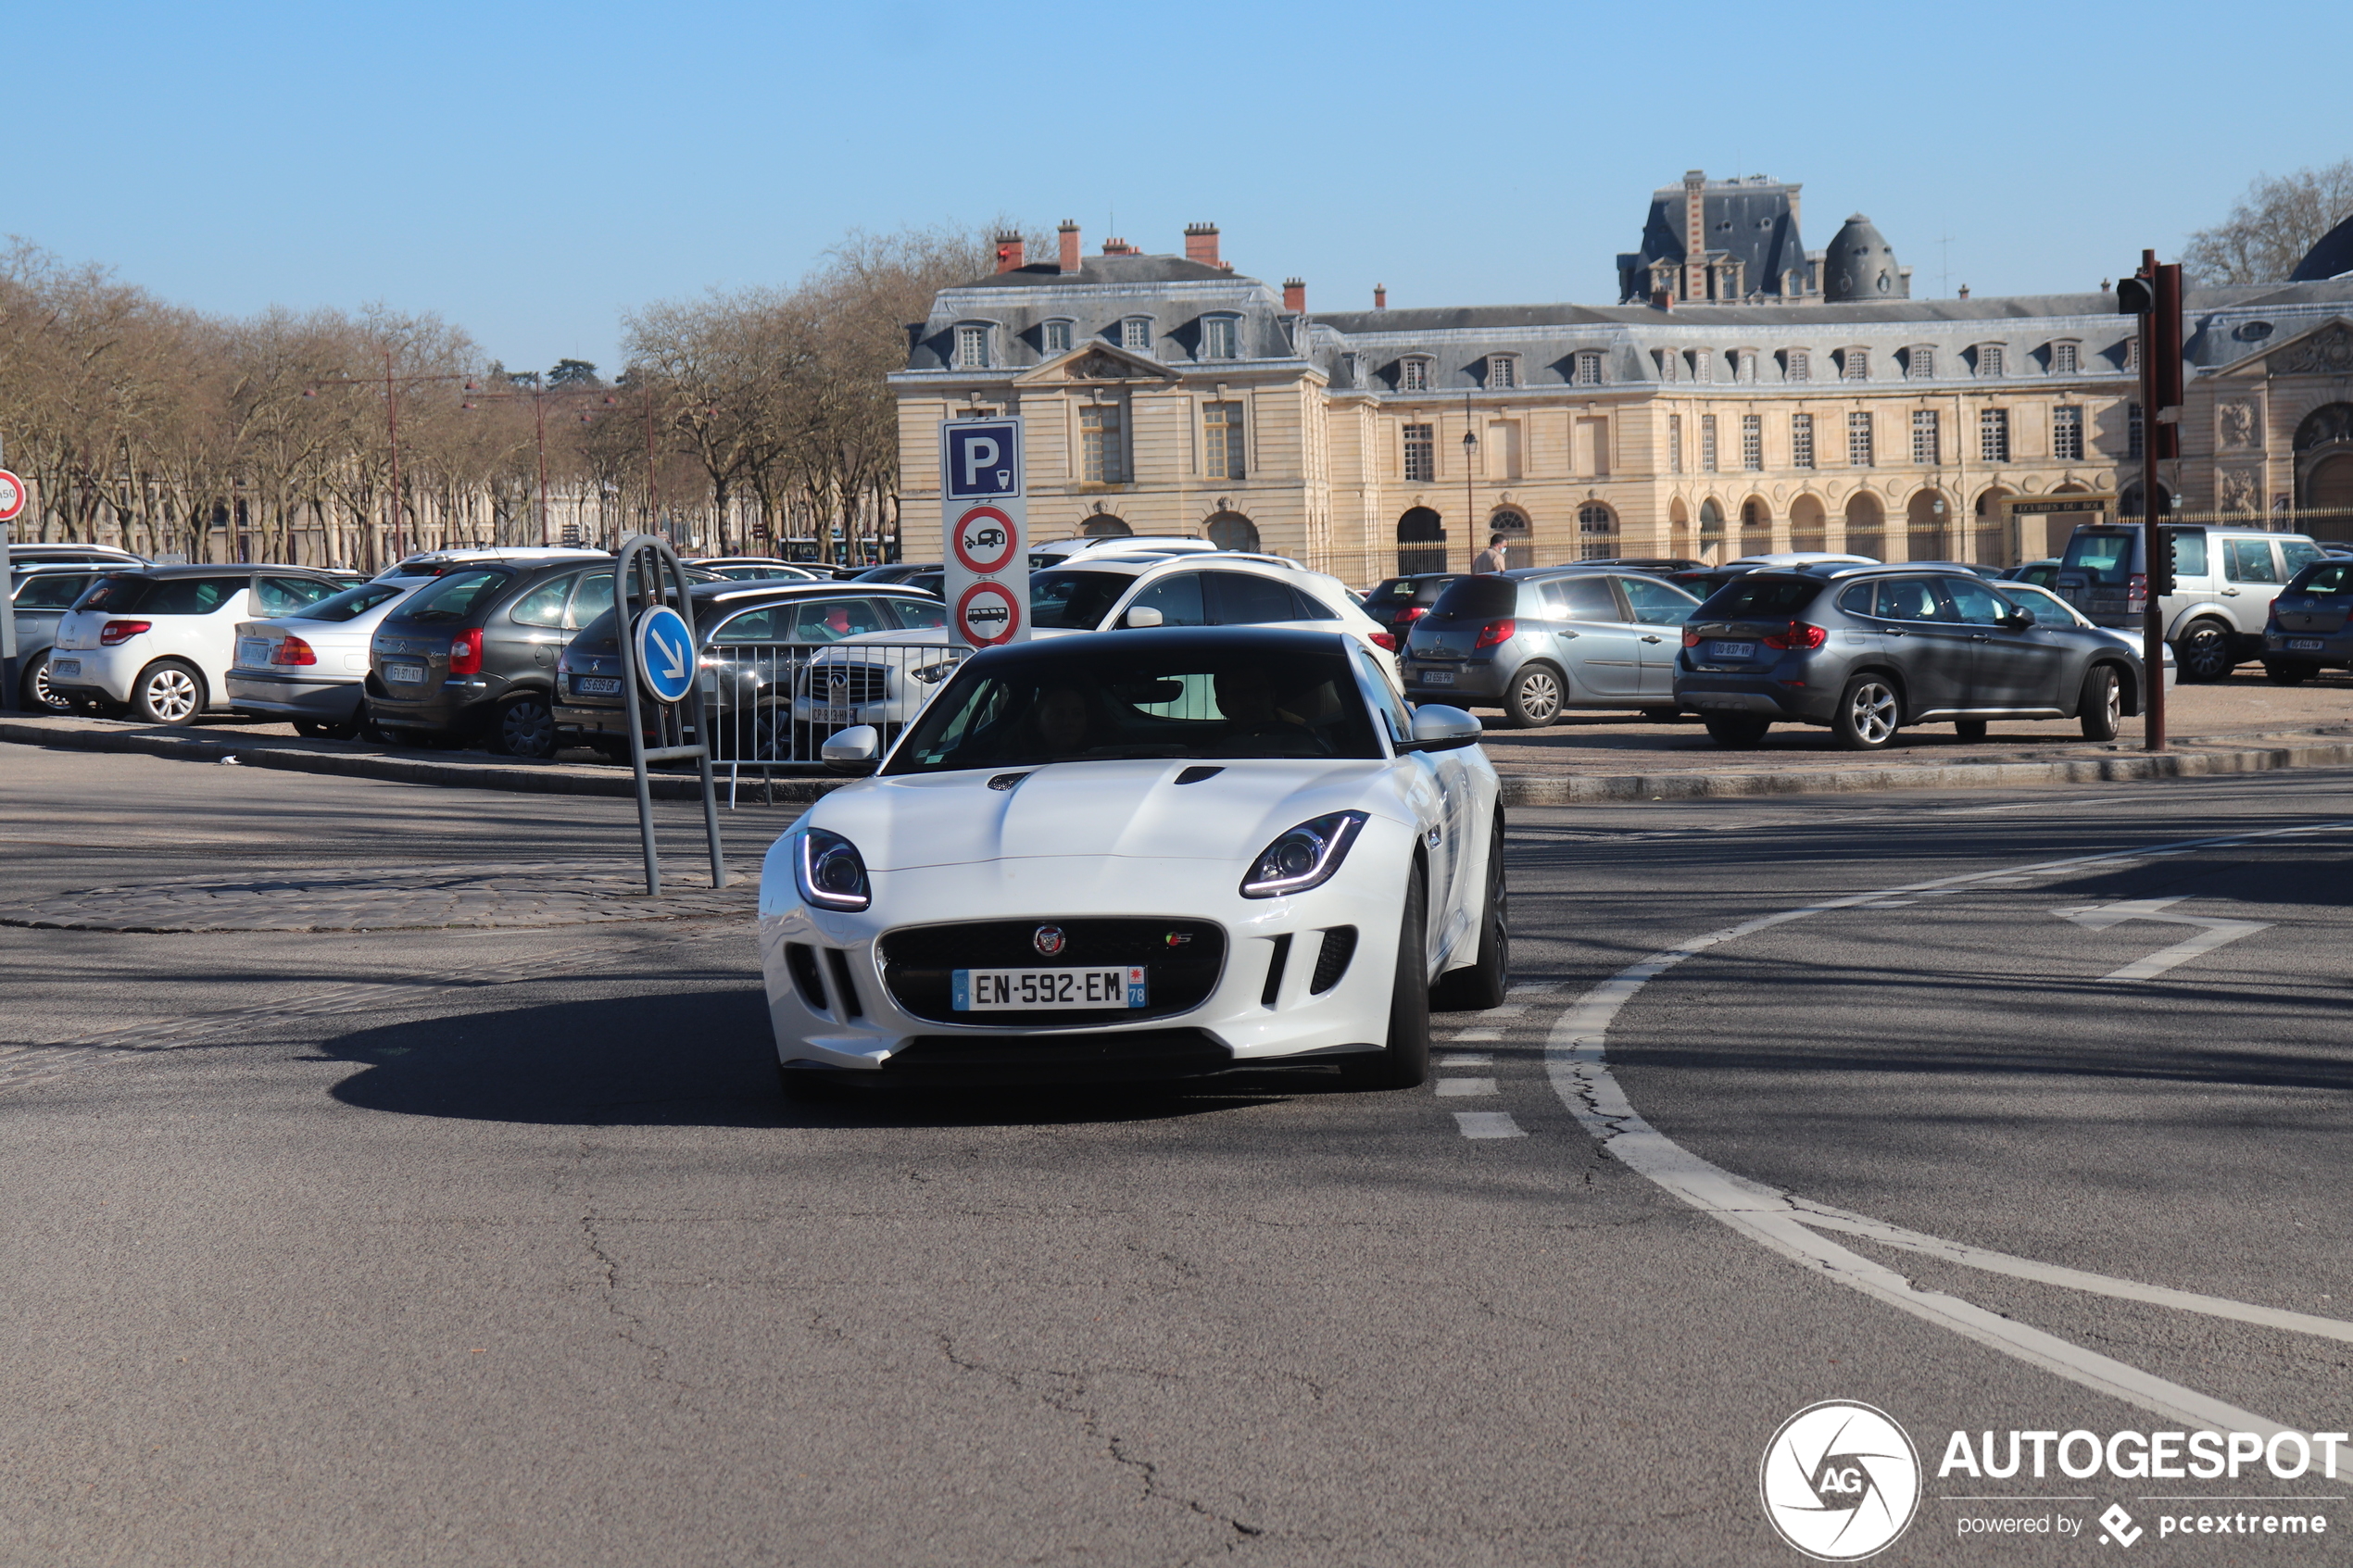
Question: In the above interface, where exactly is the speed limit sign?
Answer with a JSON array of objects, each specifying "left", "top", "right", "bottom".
[{"left": 0, "top": 470, "right": 25, "bottom": 524}]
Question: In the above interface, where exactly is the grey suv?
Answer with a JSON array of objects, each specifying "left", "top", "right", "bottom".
[
  {"left": 1676, "top": 566, "right": 2149, "bottom": 750},
  {"left": 1400, "top": 569, "right": 1700, "bottom": 726},
  {"left": 2056, "top": 524, "right": 2324, "bottom": 681}
]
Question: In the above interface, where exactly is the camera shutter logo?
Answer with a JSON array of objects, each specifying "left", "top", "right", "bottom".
[{"left": 1759, "top": 1401, "right": 1920, "bottom": 1561}]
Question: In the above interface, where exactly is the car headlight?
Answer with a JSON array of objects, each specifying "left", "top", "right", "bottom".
[
  {"left": 794, "top": 827, "right": 871, "bottom": 910},
  {"left": 1240, "top": 810, "right": 1368, "bottom": 898}
]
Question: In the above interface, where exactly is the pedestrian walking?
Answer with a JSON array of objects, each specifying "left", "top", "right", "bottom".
[{"left": 1472, "top": 533, "right": 1508, "bottom": 574}]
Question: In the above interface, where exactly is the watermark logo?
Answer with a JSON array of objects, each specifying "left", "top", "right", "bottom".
[
  {"left": 1762, "top": 1401, "right": 1922, "bottom": 1561},
  {"left": 2099, "top": 1503, "right": 2143, "bottom": 1547}
]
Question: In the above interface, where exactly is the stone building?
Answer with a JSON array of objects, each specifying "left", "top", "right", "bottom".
[{"left": 890, "top": 185, "right": 2353, "bottom": 583}]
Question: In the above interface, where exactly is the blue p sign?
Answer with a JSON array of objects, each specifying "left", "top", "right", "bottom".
[{"left": 944, "top": 420, "right": 1022, "bottom": 499}]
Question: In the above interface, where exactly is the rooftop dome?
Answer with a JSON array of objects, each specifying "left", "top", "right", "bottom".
[{"left": 1823, "top": 214, "right": 1905, "bottom": 302}]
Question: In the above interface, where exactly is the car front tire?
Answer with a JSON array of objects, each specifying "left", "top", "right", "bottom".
[
  {"left": 1832, "top": 675, "right": 1901, "bottom": 751},
  {"left": 1502, "top": 663, "right": 1564, "bottom": 729},
  {"left": 1431, "top": 815, "right": 1509, "bottom": 1012},
  {"left": 131, "top": 659, "right": 205, "bottom": 725},
  {"left": 1342, "top": 865, "right": 1430, "bottom": 1090},
  {"left": 2176, "top": 619, "right": 2235, "bottom": 683},
  {"left": 2079, "top": 665, "right": 2122, "bottom": 742}
]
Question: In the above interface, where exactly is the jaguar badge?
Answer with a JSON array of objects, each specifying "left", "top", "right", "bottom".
[{"left": 1032, "top": 925, "right": 1066, "bottom": 957}]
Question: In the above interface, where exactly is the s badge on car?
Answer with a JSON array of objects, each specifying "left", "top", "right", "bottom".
[
  {"left": 1164, "top": 932, "right": 1191, "bottom": 947},
  {"left": 1032, "top": 925, "right": 1066, "bottom": 957}
]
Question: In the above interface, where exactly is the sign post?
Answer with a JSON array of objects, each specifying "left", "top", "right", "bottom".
[
  {"left": 0, "top": 462, "right": 25, "bottom": 715},
  {"left": 940, "top": 418, "right": 1028, "bottom": 649},
  {"left": 612, "top": 533, "right": 725, "bottom": 897}
]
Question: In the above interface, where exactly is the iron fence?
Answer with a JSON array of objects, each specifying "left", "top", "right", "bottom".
[{"left": 690, "top": 639, "right": 969, "bottom": 792}]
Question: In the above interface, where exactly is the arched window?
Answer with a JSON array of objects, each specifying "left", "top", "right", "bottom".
[
  {"left": 1205, "top": 511, "right": 1259, "bottom": 553},
  {"left": 1843, "top": 493, "right": 1886, "bottom": 561},
  {"left": 1789, "top": 495, "right": 1828, "bottom": 552},
  {"left": 1080, "top": 515, "right": 1132, "bottom": 538},
  {"left": 1577, "top": 502, "right": 1617, "bottom": 561},
  {"left": 1906, "top": 490, "right": 1949, "bottom": 562},
  {"left": 1740, "top": 497, "right": 1771, "bottom": 550},
  {"left": 1396, "top": 507, "right": 1446, "bottom": 574}
]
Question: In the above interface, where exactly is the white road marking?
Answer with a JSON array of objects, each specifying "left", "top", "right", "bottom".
[
  {"left": 1435, "top": 1077, "right": 1497, "bottom": 1097},
  {"left": 1856, "top": 898, "right": 1917, "bottom": 909},
  {"left": 2048, "top": 897, "right": 2275, "bottom": 982},
  {"left": 1437, "top": 1053, "right": 1492, "bottom": 1068},
  {"left": 1453, "top": 1111, "right": 1526, "bottom": 1139},
  {"left": 1541, "top": 819, "right": 2353, "bottom": 1440},
  {"left": 1447, "top": 1027, "right": 1504, "bottom": 1041}
]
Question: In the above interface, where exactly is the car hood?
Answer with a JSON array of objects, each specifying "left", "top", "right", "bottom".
[{"left": 804, "top": 758, "right": 1403, "bottom": 871}]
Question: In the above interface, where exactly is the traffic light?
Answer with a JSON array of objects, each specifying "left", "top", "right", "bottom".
[{"left": 2117, "top": 275, "right": 2157, "bottom": 314}]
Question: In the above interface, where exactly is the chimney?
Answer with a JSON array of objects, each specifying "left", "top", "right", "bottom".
[
  {"left": 1683, "top": 169, "right": 1708, "bottom": 303},
  {"left": 1101, "top": 237, "right": 1139, "bottom": 256},
  {"left": 1058, "top": 220, "right": 1081, "bottom": 274},
  {"left": 1958, "top": 283, "right": 1970, "bottom": 299},
  {"left": 1283, "top": 278, "right": 1306, "bottom": 312},
  {"left": 993, "top": 232, "right": 1025, "bottom": 274},
  {"left": 1373, "top": 283, "right": 1387, "bottom": 309},
  {"left": 1650, "top": 289, "right": 1673, "bottom": 311},
  {"left": 1184, "top": 222, "right": 1221, "bottom": 268}
]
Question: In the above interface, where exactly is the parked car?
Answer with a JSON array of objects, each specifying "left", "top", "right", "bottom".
[
  {"left": 2261, "top": 557, "right": 2353, "bottom": 683},
  {"left": 372, "top": 546, "right": 610, "bottom": 583},
  {"left": 5, "top": 543, "right": 146, "bottom": 568},
  {"left": 1571, "top": 557, "right": 1706, "bottom": 573},
  {"left": 2055, "top": 523, "right": 2324, "bottom": 681},
  {"left": 553, "top": 580, "right": 950, "bottom": 761},
  {"left": 227, "top": 577, "right": 430, "bottom": 738},
  {"left": 758, "top": 625, "right": 1503, "bottom": 1091},
  {"left": 1664, "top": 564, "right": 1765, "bottom": 600},
  {"left": 1728, "top": 552, "right": 1879, "bottom": 569},
  {"left": 1027, "top": 553, "right": 1394, "bottom": 669},
  {"left": 851, "top": 560, "right": 948, "bottom": 596},
  {"left": 45, "top": 566, "right": 349, "bottom": 723},
  {"left": 689, "top": 557, "right": 825, "bottom": 582},
  {"left": 1361, "top": 573, "right": 1466, "bottom": 645},
  {"left": 1032, "top": 535, "right": 1219, "bottom": 564},
  {"left": 1400, "top": 568, "right": 1701, "bottom": 726},
  {"left": 1999, "top": 580, "right": 2178, "bottom": 687},
  {"left": 365, "top": 558, "right": 620, "bottom": 756},
  {"left": 8, "top": 563, "right": 120, "bottom": 710},
  {"left": 2001, "top": 558, "right": 2063, "bottom": 589},
  {"left": 1676, "top": 565, "right": 2150, "bottom": 750}
]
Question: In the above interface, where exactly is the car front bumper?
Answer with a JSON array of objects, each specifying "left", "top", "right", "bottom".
[{"left": 755, "top": 839, "right": 1405, "bottom": 1081}]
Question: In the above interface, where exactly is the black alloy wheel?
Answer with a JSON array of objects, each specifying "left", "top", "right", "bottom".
[
  {"left": 1342, "top": 864, "right": 1431, "bottom": 1090},
  {"left": 1703, "top": 715, "right": 1771, "bottom": 748},
  {"left": 1431, "top": 814, "right": 1509, "bottom": 1012},
  {"left": 2175, "top": 620, "right": 2235, "bottom": 683},
  {"left": 2078, "top": 665, "right": 2122, "bottom": 742},
  {"left": 491, "top": 694, "right": 559, "bottom": 759}
]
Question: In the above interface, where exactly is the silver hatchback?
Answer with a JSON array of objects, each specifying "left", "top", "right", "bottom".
[{"left": 1400, "top": 569, "right": 1700, "bottom": 727}]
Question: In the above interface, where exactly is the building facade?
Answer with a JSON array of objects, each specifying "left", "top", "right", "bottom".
[{"left": 891, "top": 193, "right": 2353, "bottom": 583}]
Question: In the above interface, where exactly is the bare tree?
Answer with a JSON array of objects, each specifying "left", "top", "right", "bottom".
[{"left": 2182, "top": 158, "right": 2353, "bottom": 284}]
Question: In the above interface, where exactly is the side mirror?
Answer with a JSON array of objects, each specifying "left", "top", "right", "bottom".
[
  {"left": 1400, "top": 704, "right": 1483, "bottom": 753},
  {"left": 1123, "top": 605, "right": 1164, "bottom": 629},
  {"left": 821, "top": 724, "right": 881, "bottom": 774},
  {"left": 1999, "top": 609, "right": 2034, "bottom": 629}
]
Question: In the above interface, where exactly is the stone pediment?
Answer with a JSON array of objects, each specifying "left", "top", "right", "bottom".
[
  {"left": 2225, "top": 317, "right": 2353, "bottom": 378},
  {"left": 1013, "top": 342, "right": 1180, "bottom": 385}
]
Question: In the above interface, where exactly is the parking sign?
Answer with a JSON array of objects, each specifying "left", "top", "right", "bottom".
[{"left": 940, "top": 418, "right": 1027, "bottom": 648}]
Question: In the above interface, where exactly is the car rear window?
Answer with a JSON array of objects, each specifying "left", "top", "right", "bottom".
[
  {"left": 2061, "top": 530, "right": 2135, "bottom": 584},
  {"left": 1699, "top": 574, "right": 1825, "bottom": 618},
  {"left": 292, "top": 582, "right": 409, "bottom": 622},
  {"left": 73, "top": 573, "right": 248, "bottom": 615},
  {"left": 2288, "top": 561, "right": 2353, "bottom": 596},
  {"left": 399, "top": 569, "right": 510, "bottom": 623},
  {"left": 1426, "top": 576, "right": 1518, "bottom": 621}
]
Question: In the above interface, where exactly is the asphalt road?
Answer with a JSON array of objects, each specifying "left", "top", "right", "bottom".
[{"left": 2, "top": 742, "right": 2349, "bottom": 1566}]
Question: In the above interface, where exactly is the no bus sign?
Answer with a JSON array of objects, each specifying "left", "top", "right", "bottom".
[
  {"left": 939, "top": 418, "right": 1027, "bottom": 649},
  {"left": 0, "top": 470, "right": 26, "bottom": 523}
]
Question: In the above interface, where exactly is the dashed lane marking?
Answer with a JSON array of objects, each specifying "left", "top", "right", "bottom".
[
  {"left": 1435, "top": 1077, "right": 1498, "bottom": 1098},
  {"left": 1436, "top": 1053, "right": 1492, "bottom": 1068},
  {"left": 1453, "top": 1111, "right": 1526, "bottom": 1139}
]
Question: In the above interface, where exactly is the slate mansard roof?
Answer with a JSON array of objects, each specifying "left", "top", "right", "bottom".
[
  {"left": 901, "top": 260, "right": 1305, "bottom": 374},
  {"left": 1615, "top": 176, "right": 1810, "bottom": 303}
]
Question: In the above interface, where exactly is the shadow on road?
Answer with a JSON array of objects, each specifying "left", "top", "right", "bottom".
[{"left": 320, "top": 989, "right": 1320, "bottom": 1129}]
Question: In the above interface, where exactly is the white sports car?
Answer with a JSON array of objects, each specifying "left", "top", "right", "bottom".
[{"left": 756, "top": 626, "right": 1507, "bottom": 1090}]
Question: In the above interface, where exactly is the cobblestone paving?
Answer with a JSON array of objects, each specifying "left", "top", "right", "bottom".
[{"left": 0, "top": 860, "right": 757, "bottom": 933}]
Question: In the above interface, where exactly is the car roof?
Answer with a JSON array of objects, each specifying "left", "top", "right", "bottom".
[
  {"left": 96, "top": 563, "right": 337, "bottom": 580},
  {"left": 691, "top": 578, "right": 935, "bottom": 603},
  {"left": 963, "top": 623, "right": 1354, "bottom": 668}
]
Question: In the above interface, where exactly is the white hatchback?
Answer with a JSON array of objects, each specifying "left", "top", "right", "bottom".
[
  {"left": 1027, "top": 553, "right": 1402, "bottom": 673},
  {"left": 46, "top": 567, "right": 348, "bottom": 724}
]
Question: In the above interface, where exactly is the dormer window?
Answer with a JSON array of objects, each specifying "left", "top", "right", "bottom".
[
  {"left": 1042, "top": 319, "right": 1074, "bottom": 355},
  {"left": 1733, "top": 349, "right": 1757, "bottom": 384},
  {"left": 1400, "top": 356, "right": 1432, "bottom": 392},
  {"left": 1202, "top": 315, "right": 1239, "bottom": 359},
  {"left": 1907, "top": 345, "right": 1935, "bottom": 380},
  {"left": 1785, "top": 349, "right": 1811, "bottom": 383},
  {"left": 1486, "top": 354, "right": 1517, "bottom": 389},
  {"left": 955, "top": 324, "right": 992, "bottom": 370},
  {"left": 1572, "top": 350, "right": 1604, "bottom": 386},
  {"left": 1692, "top": 348, "right": 1714, "bottom": 383},
  {"left": 1120, "top": 317, "right": 1152, "bottom": 352},
  {"left": 2050, "top": 341, "right": 2079, "bottom": 374},
  {"left": 1976, "top": 344, "right": 2006, "bottom": 378},
  {"left": 1841, "top": 347, "right": 1870, "bottom": 382},
  {"left": 1655, "top": 348, "right": 1680, "bottom": 384}
]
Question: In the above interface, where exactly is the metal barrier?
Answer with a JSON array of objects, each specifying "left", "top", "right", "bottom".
[{"left": 688, "top": 640, "right": 969, "bottom": 801}]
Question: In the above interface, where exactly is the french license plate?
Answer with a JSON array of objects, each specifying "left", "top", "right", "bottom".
[
  {"left": 2289, "top": 639, "right": 2326, "bottom": 651},
  {"left": 1709, "top": 641, "right": 1756, "bottom": 659},
  {"left": 575, "top": 676, "right": 622, "bottom": 695},
  {"left": 811, "top": 706, "right": 856, "bottom": 723},
  {"left": 237, "top": 637, "right": 273, "bottom": 668},
  {"left": 952, "top": 966, "right": 1147, "bottom": 1010},
  {"left": 384, "top": 660, "right": 427, "bottom": 684},
  {"left": 51, "top": 659, "right": 80, "bottom": 678},
  {"left": 1418, "top": 669, "right": 1455, "bottom": 685}
]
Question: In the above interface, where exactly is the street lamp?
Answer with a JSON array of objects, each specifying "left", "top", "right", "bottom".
[{"left": 1461, "top": 405, "right": 1478, "bottom": 568}]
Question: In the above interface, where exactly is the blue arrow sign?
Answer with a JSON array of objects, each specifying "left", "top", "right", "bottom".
[{"left": 633, "top": 605, "right": 696, "bottom": 704}]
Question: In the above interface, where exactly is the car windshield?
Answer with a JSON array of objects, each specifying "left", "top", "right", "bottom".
[
  {"left": 2062, "top": 530, "right": 2134, "bottom": 585},
  {"left": 885, "top": 643, "right": 1381, "bottom": 772},
  {"left": 2289, "top": 560, "right": 2353, "bottom": 596},
  {"left": 1424, "top": 576, "right": 1518, "bottom": 621},
  {"left": 290, "top": 582, "right": 409, "bottom": 622},
  {"left": 1028, "top": 570, "right": 1132, "bottom": 630},
  {"left": 399, "top": 569, "right": 510, "bottom": 623},
  {"left": 1701, "top": 575, "right": 1825, "bottom": 618},
  {"left": 1999, "top": 583, "right": 2087, "bottom": 626}
]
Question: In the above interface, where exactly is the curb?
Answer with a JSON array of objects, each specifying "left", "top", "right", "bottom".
[{"left": 6, "top": 717, "right": 2351, "bottom": 809}]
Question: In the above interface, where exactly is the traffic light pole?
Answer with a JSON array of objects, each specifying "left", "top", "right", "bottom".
[{"left": 2136, "top": 250, "right": 2167, "bottom": 753}]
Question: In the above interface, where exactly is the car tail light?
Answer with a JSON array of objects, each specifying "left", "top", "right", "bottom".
[
  {"left": 448, "top": 627, "right": 484, "bottom": 675},
  {"left": 1399, "top": 605, "right": 1428, "bottom": 623},
  {"left": 272, "top": 634, "right": 318, "bottom": 666},
  {"left": 2128, "top": 573, "right": 2148, "bottom": 609},
  {"left": 1370, "top": 632, "right": 1397, "bottom": 651},
  {"left": 99, "top": 619, "right": 150, "bottom": 646},
  {"left": 1473, "top": 618, "right": 1516, "bottom": 649},
  {"left": 1682, "top": 626, "right": 1704, "bottom": 648},
  {"left": 1762, "top": 620, "right": 1828, "bottom": 651}
]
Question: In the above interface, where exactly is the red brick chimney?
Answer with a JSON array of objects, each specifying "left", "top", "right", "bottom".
[
  {"left": 993, "top": 232, "right": 1025, "bottom": 274},
  {"left": 1101, "top": 237, "right": 1138, "bottom": 256},
  {"left": 1058, "top": 220, "right": 1081, "bottom": 274},
  {"left": 1184, "top": 222, "right": 1220, "bottom": 267},
  {"left": 1282, "top": 278, "right": 1306, "bottom": 312},
  {"left": 1373, "top": 284, "right": 1387, "bottom": 309},
  {"left": 1682, "top": 169, "right": 1708, "bottom": 303}
]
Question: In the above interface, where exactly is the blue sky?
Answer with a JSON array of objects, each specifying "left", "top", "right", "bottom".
[{"left": 8, "top": 0, "right": 2343, "bottom": 374}]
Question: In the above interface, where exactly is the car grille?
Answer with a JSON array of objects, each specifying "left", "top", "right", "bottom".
[
  {"left": 878, "top": 918, "right": 1226, "bottom": 1026},
  {"left": 799, "top": 665, "right": 890, "bottom": 704}
]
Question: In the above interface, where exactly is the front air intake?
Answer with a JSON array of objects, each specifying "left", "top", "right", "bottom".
[
  {"left": 785, "top": 944, "right": 828, "bottom": 1012},
  {"left": 1309, "top": 927, "right": 1357, "bottom": 994}
]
